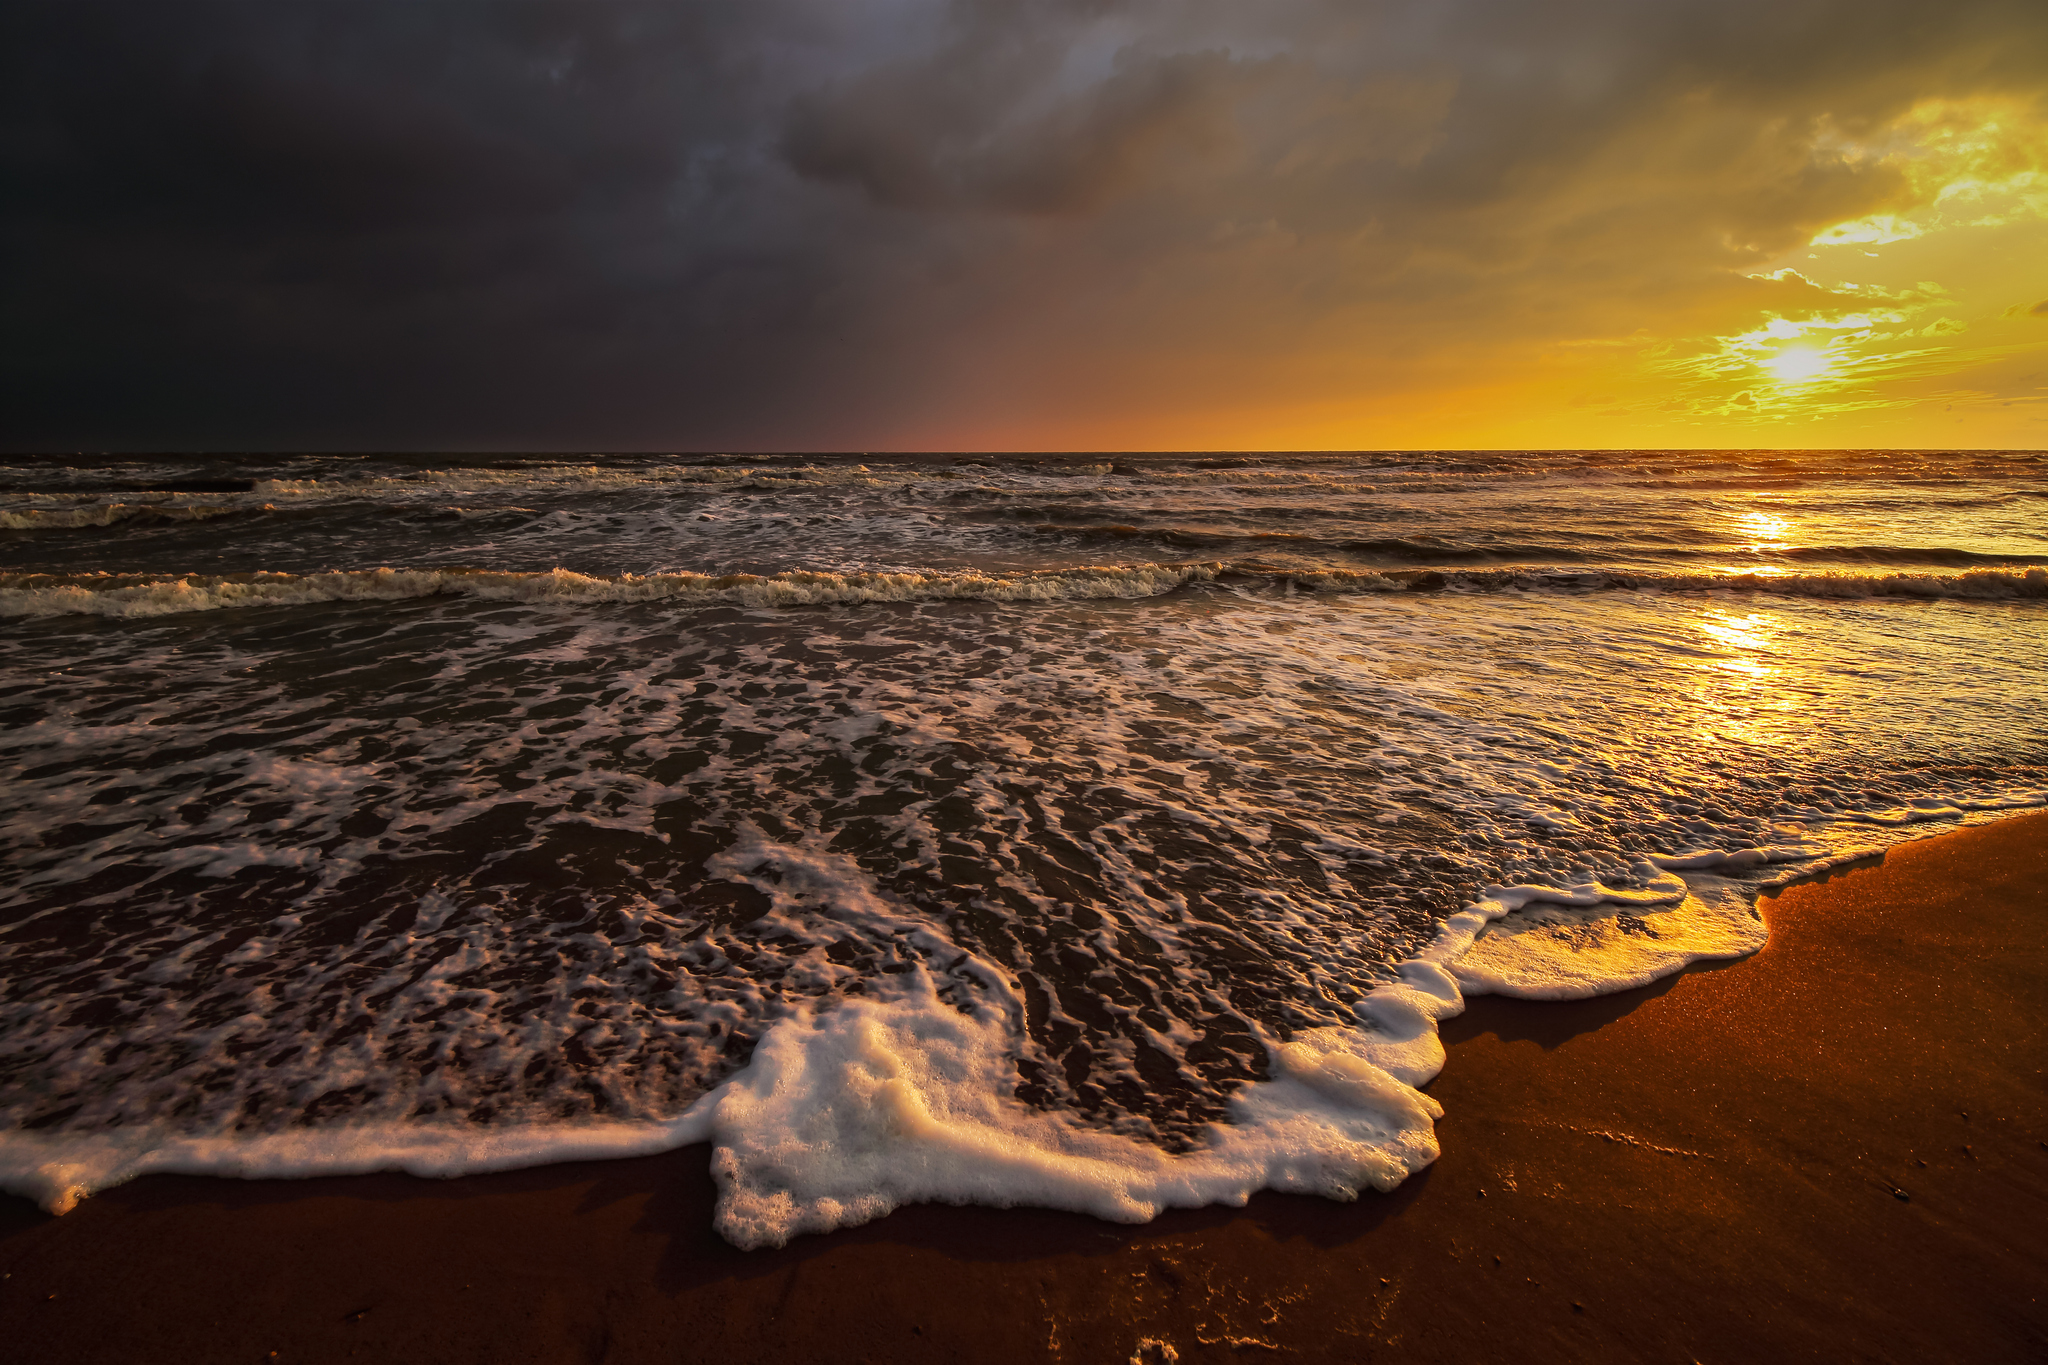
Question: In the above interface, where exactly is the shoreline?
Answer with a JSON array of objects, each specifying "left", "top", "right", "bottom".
[{"left": 3, "top": 810, "right": 2044, "bottom": 1362}]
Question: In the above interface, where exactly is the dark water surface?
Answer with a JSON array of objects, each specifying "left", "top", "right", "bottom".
[{"left": 2, "top": 450, "right": 2044, "bottom": 1240}]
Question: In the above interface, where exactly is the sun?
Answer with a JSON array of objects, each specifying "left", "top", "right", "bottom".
[{"left": 1764, "top": 347, "right": 1833, "bottom": 384}]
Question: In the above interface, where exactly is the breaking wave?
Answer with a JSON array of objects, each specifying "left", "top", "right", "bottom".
[
  {"left": 0, "top": 503, "right": 258, "bottom": 531},
  {"left": 5, "top": 559, "right": 2044, "bottom": 618}
]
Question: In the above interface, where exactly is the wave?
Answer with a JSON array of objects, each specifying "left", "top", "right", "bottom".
[
  {"left": 1, "top": 500, "right": 554, "bottom": 537},
  {"left": 5, "top": 805, "right": 2039, "bottom": 1238},
  {"left": 244, "top": 463, "right": 920, "bottom": 499},
  {"left": 4, "top": 558, "right": 2046, "bottom": 618},
  {"left": 0, "top": 562, "right": 1231, "bottom": 617},
  {"left": 1035, "top": 522, "right": 1602, "bottom": 561},
  {"left": 1032, "top": 520, "right": 2048, "bottom": 567},
  {"left": 0, "top": 851, "right": 1815, "bottom": 1228},
  {"left": 1767, "top": 543, "right": 2048, "bottom": 567},
  {"left": 0, "top": 503, "right": 259, "bottom": 531},
  {"left": 1011, "top": 519, "right": 2048, "bottom": 568},
  {"left": 0, "top": 464, "right": 927, "bottom": 528},
  {"left": 1322, "top": 563, "right": 2048, "bottom": 599}
]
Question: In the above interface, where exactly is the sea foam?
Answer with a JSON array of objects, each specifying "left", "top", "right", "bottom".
[
  {"left": 0, "top": 916, "right": 1465, "bottom": 1242},
  {"left": 1, "top": 816, "right": 2031, "bottom": 1242}
]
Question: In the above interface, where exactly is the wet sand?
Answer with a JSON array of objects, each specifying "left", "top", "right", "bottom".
[{"left": 3, "top": 811, "right": 2044, "bottom": 1364}]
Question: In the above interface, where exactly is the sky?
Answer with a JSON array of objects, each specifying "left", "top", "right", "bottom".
[{"left": 4, "top": 0, "right": 2047, "bottom": 453}]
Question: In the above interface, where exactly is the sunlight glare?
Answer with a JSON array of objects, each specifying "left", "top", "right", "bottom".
[
  {"left": 1696, "top": 610, "right": 1777, "bottom": 656},
  {"left": 1687, "top": 608, "right": 1804, "bottom": 747},
  {"left": 1764, "top": 348, "right": 1832, "bottom": 384},
  {"left": 1737, "top": 510, "right": 1792, "bottom": 547}
]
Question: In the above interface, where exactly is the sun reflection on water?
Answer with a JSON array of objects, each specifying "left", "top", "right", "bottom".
[
  {"left": 1688, "top": 607, "right": 1809, "bottom": 748},
  {"left": 1696, "top": 608, "right": 1778, "bottom": 661},
  {"left": 1715, "top": 505, "right": 1797, "bottom": 576},
  {"left": 1736, "top": 510, "right": 1792, "bottom": 549}
]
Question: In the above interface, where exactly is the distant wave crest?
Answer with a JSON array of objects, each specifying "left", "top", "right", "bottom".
[
  {"left": 0, "top": 503, "right": 258, "bottom": 531},
  {"left": 4, "top": 559, "right": 2045, "bottom": 618}
]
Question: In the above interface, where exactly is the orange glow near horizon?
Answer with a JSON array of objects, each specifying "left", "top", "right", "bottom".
[{"left": 882, "top": 96, "right": 2048, "bottom": 453}]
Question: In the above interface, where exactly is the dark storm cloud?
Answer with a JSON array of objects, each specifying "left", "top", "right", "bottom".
[
  {"left": 2, "top": 1, "right": 813, "bottom": 448},
  {"left": 784, "top": 45, "right": 1253, "bottom": 215},
  {"left": 3, "top": 0, "right": 2045, "bottom": 450}
]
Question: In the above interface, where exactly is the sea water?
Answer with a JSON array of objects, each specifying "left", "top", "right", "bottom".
[{"left": 1, "top": 450, "right": 2043, "bottom": 1243}]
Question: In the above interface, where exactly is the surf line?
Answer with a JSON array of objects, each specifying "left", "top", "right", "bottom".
[{"left": 0, "top": 840, "right": 1803, "bottom": 1247}]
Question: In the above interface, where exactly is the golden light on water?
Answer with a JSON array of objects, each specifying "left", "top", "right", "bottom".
[
  {"left": 1696, "top": 609, "right": 1778, "bottom": 662},
  {"left": 1736, "top": 509, "right": 1793, "bottom": 549},
  {"left": 1689, "top": 608, "right": 1806, "bottom": 749},
  {"left": 1715, "top": 505, "right": 1797, "bottom": 575}
]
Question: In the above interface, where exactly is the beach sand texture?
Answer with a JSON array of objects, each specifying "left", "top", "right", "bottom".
[{"left": 2, "top": 809, "right": 2040, "bottom": 1364}]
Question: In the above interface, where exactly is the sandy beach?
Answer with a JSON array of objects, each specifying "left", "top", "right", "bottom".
[{"left": 3, "top": 809, "right": 2042, "bottom": 1364}]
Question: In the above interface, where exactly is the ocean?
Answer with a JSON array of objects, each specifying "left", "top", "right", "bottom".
[{"left": 2, "top": 449, "right": 2044, "bottom": 1245}]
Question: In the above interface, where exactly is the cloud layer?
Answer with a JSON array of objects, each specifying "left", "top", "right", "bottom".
[{"left": 4, "top": 0, "right": 2045, "bottom": 449}]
